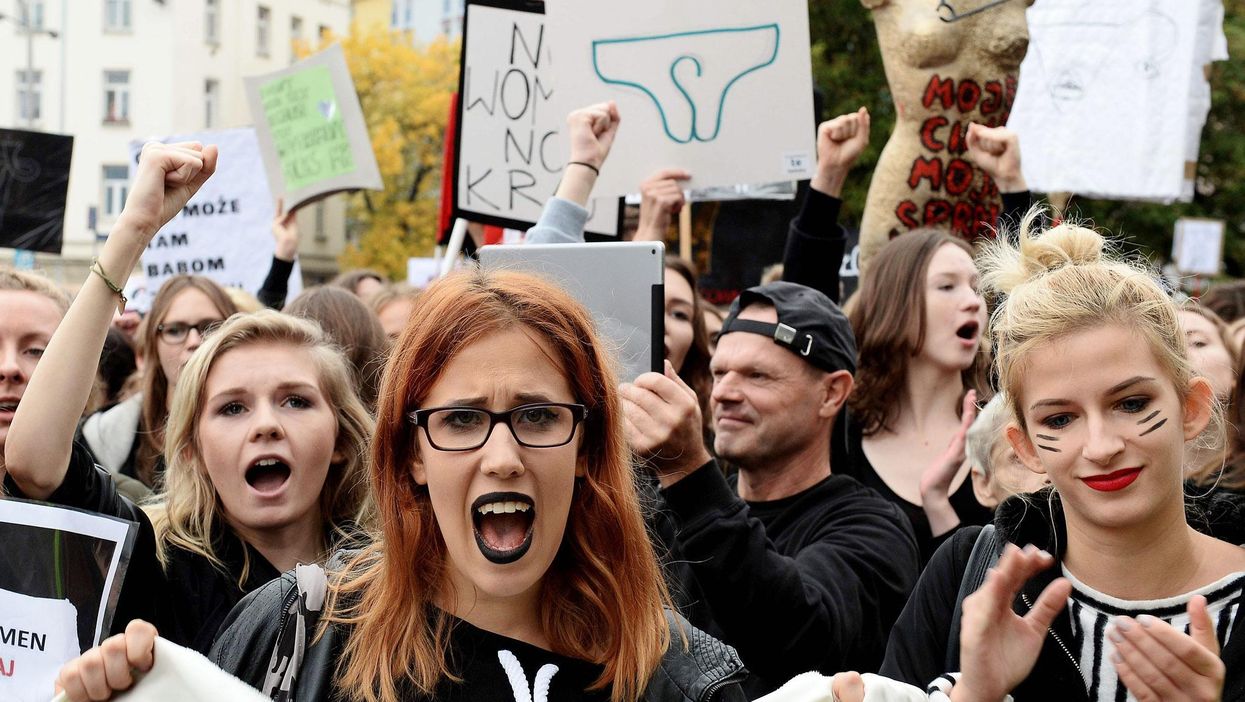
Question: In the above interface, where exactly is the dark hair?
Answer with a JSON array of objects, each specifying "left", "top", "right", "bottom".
[
  {"left": 330, "top": 269, "right": 386, "bottom": 298},
  {"left": 285, "top": 286, "right": 388, "bottom": 411},
  {"left": 664, "top": 257, "right": 712, "bottom": 430},
  {"left": 98, "top": 328, "right": 138, "bottom": 408},
  {"left": 1199, "top": 281, "right": 1245, "bottom": 323},
  {"left": 139, "top": 275, "right": 239, "bottom": 485},
  {"left": 849, "top": 230, "right": 984, "bottom": 435}
]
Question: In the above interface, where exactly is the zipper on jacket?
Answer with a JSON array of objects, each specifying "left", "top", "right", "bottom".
[
  {"left": 271, "top": 580, "right": 302, "bottom": 660},
  {"left": 699, "top": 666, "right": 747, "bottom": 701},
  {"left": 1021, "top": 592, "right": 1083, "bottom": 678}
]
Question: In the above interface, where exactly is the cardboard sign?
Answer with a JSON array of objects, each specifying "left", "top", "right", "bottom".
[
  {"left": 0, "top": 128, "right": 73, "bottom": 254},
  {"left": 1173, "top": 217, "right": 1224, "bottom": 276},
  {"left": 245, "top": 44, "right": 382, "bottom": 210},
  {"left": 455, "top": 0, "right": 620, "bottom": 235},
  {"left": 544, "top": 0, "right": 816, "bottom": 198},
  {"left": 128, "top": 129, "right": 304, "bottom": 312},
  {"left": 1010, "top": 0, "right": 1206, "bottom": 202},
  {"left": 0, "top": 500, "right": 137, "bottom": 701}
]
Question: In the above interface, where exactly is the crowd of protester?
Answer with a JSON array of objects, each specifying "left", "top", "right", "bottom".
[{"left": 1, "top": 99, "right": 1243, "bottom": 702}]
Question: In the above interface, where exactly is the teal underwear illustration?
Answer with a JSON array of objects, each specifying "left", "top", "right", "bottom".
[{"left": 592, "top": 24, "right": 780, "bottom": 144}]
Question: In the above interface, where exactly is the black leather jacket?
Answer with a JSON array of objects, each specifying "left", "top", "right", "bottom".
[{"left": 210, "top": 566, "right": 748, "bottom": 702}]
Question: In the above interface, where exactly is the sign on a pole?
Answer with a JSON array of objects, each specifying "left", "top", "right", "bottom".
[
  {"left": 544, "top": 0, "right": 817, "bottom": 198},
  {"left": 454, "top": 0, "right": 620, "bottom": 235},
  {"left": 245, "top": 44, "right": 382, "bottom": 210},
  {"left": 1173, "top": 217, "right": 1224, "bottom": 276}
]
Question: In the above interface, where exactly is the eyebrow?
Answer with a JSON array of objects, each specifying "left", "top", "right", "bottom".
[
  {"left": 442, "top": 391, "right": 557, "bottom": 407},
  {"left": 209, "top": 382, "right": 320, "bottom": 401},
  {"left": 1028, "top": 376, "right": 1157, "bottom": 411}
]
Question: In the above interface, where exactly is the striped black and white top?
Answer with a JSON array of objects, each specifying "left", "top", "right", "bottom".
[{"left": 1064, "top": 567, "right": 1245, "bottom": 702}]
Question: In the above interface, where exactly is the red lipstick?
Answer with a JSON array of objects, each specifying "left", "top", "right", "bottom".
[{"left": 1082, "top": 468, "right": 1142, "bottom": 492}]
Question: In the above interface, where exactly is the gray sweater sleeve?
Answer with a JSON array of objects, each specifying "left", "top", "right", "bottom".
[{"left": 524, "top": 197, "right": 590, "bottom": 244}]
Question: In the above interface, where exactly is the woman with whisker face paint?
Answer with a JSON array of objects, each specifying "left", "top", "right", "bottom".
[
  {"left": 202, "top": 269, "right": 747, "bottom": 702},
  {"left": 6, "top": 145, "right": 371, "bottom": 672},
  {"left": 878, "top": 209, "right": 1245, "bottom": 701}
]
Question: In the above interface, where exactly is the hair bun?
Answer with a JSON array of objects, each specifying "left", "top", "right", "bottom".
[{"left": 982, "top": 207, "right": 1104, "bottom": 296}]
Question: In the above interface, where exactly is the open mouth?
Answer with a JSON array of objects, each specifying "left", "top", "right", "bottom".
[
  {"left": 245, "top": 457, "right": 292, "bottom": 495},
  {"left": 0, "top": 400, "right": 17, "bottom": 416},
  {"left": 471, "top": 491, "right": 535, "bottom": 565},
  {"left": 956, "top": 321, "right": 979, "bottom": 342}
]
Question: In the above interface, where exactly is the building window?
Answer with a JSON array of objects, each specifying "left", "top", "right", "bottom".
[
  {"left": 104, "top": 0, "right": 131, "bottom": 31},
  {"left": 205, "top": 0, "right": 219, "bottom": 45},
  {"left": 290, "top": 16, "right": 303, "bottom": 63},
  {"left": 103, "top": 70, "right": 130, "bottom": 124},
  {"left": 204, "top": 79, "right": 219, "bottom": 128},
  {"left": 16, "top": 70, "right": 42, "bottom": 123},
  {"left": 314, "top": 202, "right": 327, "bottom": 243},
  {"left": 257, "top": 5, "right": 271, "bottom": 56},
  {"left": 23, "top": 0, "right": 45, "bottom": 29},
  {"left": 318, "top": 24, "right": 330, "bottom": 41},
  {"left": 102, "top": 165, "right": 129, "bottom": 219}
]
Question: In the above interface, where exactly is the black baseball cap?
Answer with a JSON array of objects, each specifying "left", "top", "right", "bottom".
[{"left": 719, "top": 282, "right": 857, "bottom": 374}]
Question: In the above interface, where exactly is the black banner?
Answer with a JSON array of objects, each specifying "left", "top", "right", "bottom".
[{"left": 0, "top": 128, "right": 73, "bottom": 254}]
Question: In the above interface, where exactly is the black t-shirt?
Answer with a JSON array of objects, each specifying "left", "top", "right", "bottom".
[{"left": 399, "top": 618, "right": 610, "bottom": 702}]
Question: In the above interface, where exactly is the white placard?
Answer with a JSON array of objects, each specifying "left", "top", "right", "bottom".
[
  {"left": 129, "top": 129, "right": 304, "bottom": 312},
  {"left": 406, "top": 257, "right": 439, "bottom": 288},
  {"left": 1009, "top": 0, "right": 1204, "bottom": 202},
  {"left": 112, "top": 638, "right": 268, "bottom": 702},
  {"left": 456, "top": 2, "right": 619, "bottom": 235},
  {"left": 1173, "top": 218, "right": 1224, "bottom": 276},
  {"left": 544, "top": 0, "right": 817, "bottom": 198},
  {"left": 0, "top": 500, "right": 136, "bottom": 701}
]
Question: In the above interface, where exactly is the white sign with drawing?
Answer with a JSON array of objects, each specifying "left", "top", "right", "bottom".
[
  {"left": 1173, "top": 218, "right": 1224, "bottom": 276},
  {"left": 455, "top": 1, "right": 619, "bottom": 235},
  {"left": 544, "top": 0, "right": 817, "bottom": 198},
  {"left": 1009, "top": 0, "right": 1206, "bottom": 202}
]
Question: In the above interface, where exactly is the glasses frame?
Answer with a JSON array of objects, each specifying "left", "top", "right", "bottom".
[
  {"left": 155, "top": 318, "right": 223, "bottom": 344},
  {"left": 407, "top": 402, "right": 588, "bottom": 452}
]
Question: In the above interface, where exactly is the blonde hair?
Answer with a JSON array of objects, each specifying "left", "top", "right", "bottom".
[
  {"left": 0, "top": 267, "right": 72, "bottom": 313},
  {"left": 966, "top": 395, "right": 1010, "bottom": 479},
  {"left": 148, "top": 310, "right": 373, "bottom": 586},
  {"left": 327, "top": 269, "right": 671, "bottom": 702},
  {"left": 980, "top": 209, "right": 1219, "bottom": 448}
]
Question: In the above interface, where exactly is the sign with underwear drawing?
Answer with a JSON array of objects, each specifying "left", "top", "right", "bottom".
[
  {"left": 0, "top": 499, "right": 137, "bottom": 702},
  {"left": 454, "top": 0, "right": 620, "bottom": 235},
  {"left": 544, "top": 0, "right": 817, "bottom": 198},
  {"left": 1009, "top": 0, "right": 1222, "bottom": 202}
]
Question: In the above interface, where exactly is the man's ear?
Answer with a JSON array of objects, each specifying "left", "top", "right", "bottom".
[
  {"left": 818, "top": 370, "right": 855, "bottom": 419},
  {"left": 1182, "top": 377, "right": 1215, "bottom": 441},
  {"left": 1006, "top": 423, "right": 1046, "bottom": 476}
]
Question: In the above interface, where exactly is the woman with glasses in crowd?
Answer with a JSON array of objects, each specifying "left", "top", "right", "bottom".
[
  {"left": 52, "top": 264, "right": 747, "bottom": 702},
  {"left": 6, "top": 143, "right": 371, "bottom": 656}
]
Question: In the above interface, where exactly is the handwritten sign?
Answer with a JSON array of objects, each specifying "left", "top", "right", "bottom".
[
  {"left": 455, "top": 0, "right": 619, "bottom": 235},
  {"left": 245, "top": 44, "right": 382, "bottom": 210},
  {"left": 544, "top": 0, "right": 816, "bottom": 198},
  {"left": 128, "top": 129, "right": 304, "bottom": 311},
  {"left": 0, "top": 499, "right": 137, "bottom": 701},
  {"left": 0, "top": 128, "right": 73, "bottom": 253},
  {"left": 1173, "top": 218, "right": 1224, "bottom": 276}
]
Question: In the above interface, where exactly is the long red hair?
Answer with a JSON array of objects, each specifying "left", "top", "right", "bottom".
[{"left": 326, "top": 269, "right": 672, "bottom": 702}]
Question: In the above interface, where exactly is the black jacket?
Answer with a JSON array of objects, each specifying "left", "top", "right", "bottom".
[
  {"left": 210, "top": 567, "right": 749, "bottom": 702},
  {"left": 4, "top": 442, "right": 284, "bottom": 654},
  {"left": 660, "top": 462, "right": 919, "bottom": 697},
  {"left": 880, "top": 488, "right": 1245, "bottom": 700}
]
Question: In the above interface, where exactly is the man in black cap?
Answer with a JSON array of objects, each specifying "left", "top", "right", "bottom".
[{"left": 621, "top": 281, "right": 920, "bottom": 697}]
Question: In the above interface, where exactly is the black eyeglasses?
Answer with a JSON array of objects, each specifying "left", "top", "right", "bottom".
[
  {"left": 156, "top": 318, "right": 223, "bottom": 344},
  {"left": 407, "top": 402, "right": 588, "bottom": 451}
]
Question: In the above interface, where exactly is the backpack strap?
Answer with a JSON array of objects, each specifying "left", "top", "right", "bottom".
[
  {"left": 263, "top": 564, "right": 328, "bottom": 701},
  {"left": 945, "top": 525, "right": 1003, "bottom": 671}
]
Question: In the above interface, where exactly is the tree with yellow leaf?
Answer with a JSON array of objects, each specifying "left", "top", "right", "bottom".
[{"left": 300, "top": 27, "right": 459, "bottom": 279}]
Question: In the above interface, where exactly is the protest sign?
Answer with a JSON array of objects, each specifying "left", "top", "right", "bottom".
[
  {"left": 109, "top": 638, "right": 268, "bottom": 702},
  {"left": 0, "top": 128, "right": 72, "bottom": 254},
  {"left": 0, "top": 500, "right": 136, "bottom": 702},
  {"left": 245, "top": 44, "right": 382, "bottom": 211},
  {"left": 128, "top": 129, "right": 304, "bottom": 311},
  {"left": 1010, "top": 0, "right": 1206, "bottom": 202},
  {"left": 455, "top": 0, "right": 619, "bottom": 235},
  {"left": 1173, "top": 218, "right": 1224, "bottom": 276},
  {"left": 543, "top": 0, "right": 816, "bottom": 198}
]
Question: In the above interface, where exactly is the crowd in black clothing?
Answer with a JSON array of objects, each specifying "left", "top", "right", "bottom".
[{"left": 1, "top": 102, "right": 1243, "bottom": 702}]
